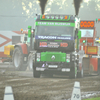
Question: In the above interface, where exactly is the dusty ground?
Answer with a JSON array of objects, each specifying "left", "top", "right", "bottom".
[{"left": 0, "top": 64, "right": 100, "bottom": 100}]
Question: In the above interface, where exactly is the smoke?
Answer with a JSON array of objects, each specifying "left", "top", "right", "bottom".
[
  {"left": 73, "top": 0, "right": 83, "bottom": 16},
  {"left": 38, "top": 0, "right": 48, "bottom": 15}
]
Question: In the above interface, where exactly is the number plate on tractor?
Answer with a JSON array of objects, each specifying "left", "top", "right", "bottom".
[{"left": 48, "top": 65, "right": 58, "bottom": 68}]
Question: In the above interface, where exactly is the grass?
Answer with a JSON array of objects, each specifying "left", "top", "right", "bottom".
[{"left": 83, "top": 97, "right": 100, "bottom": 100}]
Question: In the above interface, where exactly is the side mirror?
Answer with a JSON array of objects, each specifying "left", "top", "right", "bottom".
[
  {"left": 33, "top": 29, "right": 35, "bottom": 37},
  {"left": 33, "top": 29, "right": 35, "bottom": 32}
]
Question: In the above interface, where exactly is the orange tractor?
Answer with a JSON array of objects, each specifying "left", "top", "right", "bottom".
[{"left": 79, "top": 20, "right": 100, "bottom": 75}]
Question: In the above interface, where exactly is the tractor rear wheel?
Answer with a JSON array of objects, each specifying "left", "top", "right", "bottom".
[
  {"left": 77, "top": 67, "right": 84, "bottom": 78},
  {"left": 69, "top": 63, "right": 77, "bottom": 79},
  {"left": 33, "top": 61, "right": 40, "bottom": 78},
  {"left": 12, "top": 47, "right": 27, "bottom": 71}
]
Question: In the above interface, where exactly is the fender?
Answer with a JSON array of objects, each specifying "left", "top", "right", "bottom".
[
  {"left": 90, "top": 58, "right": 98, "bottom": 71},
  {"left": 15, "top": 43, "right": 28, "bottom": 54}
]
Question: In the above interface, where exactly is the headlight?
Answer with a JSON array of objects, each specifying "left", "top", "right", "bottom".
[
  {"left": 37, "top": 53, "right": 40, "bottom": 62},
  {"left": 37, "top": 58, "right": 40, "bottom": 62},
  {"left": 66, "top": 54, "right": 70, "bottom": 58},
  {"left": 66, "top": 59, "right": 70, "bottom": 63},
  {"left": 37, "top": 53, "right": 40, "bottom": 57},
  {"left": 66, "top": 54, "right": 70, "bottom": 62},
  {"left": 75, "top": 53, "right": 77, "bottom": 57}
]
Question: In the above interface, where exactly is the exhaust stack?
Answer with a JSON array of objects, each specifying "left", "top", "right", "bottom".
[
  {"left": 38, "top": 0, "right": 48, "bottom": 15},
  {"left": 73, "top": 0, "right": 83, "bottom": 16}
]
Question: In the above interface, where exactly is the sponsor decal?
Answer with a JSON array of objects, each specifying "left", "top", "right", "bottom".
[
  {"left": 39, "top": 42, "right": 59, "bottom": 48},
  {"left": 48, "top": 42, "right": 59, "bottom": 48},
  {"left": 60, "top": 43, "right": 68, "bottom": 47},
  {"left": 35, "top": 22, "right": 75, "bottom": 27},
  {"left": 39, "top": 42, "right": 68, "bottom": 48},
  {"left": 36, "top": 35, "right": 73, "bottom": 40},
  {"left": 85, "top": 46, "right": 98, "bottom": 55},
  {"left": 39, "top": 42, "right": 47, "bottom": 47}
]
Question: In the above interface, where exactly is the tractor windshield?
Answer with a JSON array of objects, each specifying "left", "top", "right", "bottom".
[{"left": 35, "top": 26, "right": 74, "bottom": 36}]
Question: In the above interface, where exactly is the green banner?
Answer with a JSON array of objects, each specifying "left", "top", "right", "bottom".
[{"left": 35, "top": 22, "right": 75, "bottom": 27}]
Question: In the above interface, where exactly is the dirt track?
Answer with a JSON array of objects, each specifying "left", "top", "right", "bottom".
[{"left": 0, "top": 64, "right": 100, "bottom": 100}]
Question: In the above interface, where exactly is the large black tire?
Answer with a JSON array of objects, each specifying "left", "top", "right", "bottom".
[
  {"left": 34, "top": 70, "right": 41, "bottom": 78},
  {"left": 12, "top": 47, "right": 27, "bottom": 71},
  {"left": 69, "top": 63, "right": 77, "bottom": 79},
  {"left": 77, "top": 67, "right": 84, "bottom": 78},
  {"left": 28, "top": 53, "right": 35, "bottom": 71},
  {"left": 32, "top": 58, "right": 40, "bottom": 78}
]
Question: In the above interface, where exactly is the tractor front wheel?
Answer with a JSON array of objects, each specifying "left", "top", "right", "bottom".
[{"left": 69, "top": 63, "right": 77, "bottom": 79}]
